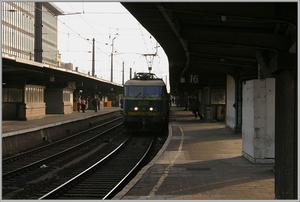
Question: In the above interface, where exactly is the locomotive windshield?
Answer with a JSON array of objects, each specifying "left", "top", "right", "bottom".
[{"left": 125, "top": 86, "right": 162, "bottom": 98}]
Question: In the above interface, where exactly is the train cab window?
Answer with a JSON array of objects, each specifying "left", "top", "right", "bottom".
[
  {"left": 125, "top": 86, "right": 162, "bottom": 98},
  {"left": 125, "top": 86, "right": 143, "bottom": 97},
  {"left": 145, "top": 86, "right": 161, "bottom": 97}
]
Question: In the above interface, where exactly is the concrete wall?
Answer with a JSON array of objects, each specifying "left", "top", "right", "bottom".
[
  {"left": 63, "top": 101, "right": 73, "bottom": 114},
  {"left": 2, "top": 111, "right": 122, "bottom": 157},
  {"left": 25, "top": 103, "right": 46, "bottom": 120},
  {"left": 226, "top": 75, "right": 236, "bottom": 130},
  {"left": 2, "top": 103, "right": 18, "bottom": 120},
  {"left": 45, "top": 88, "right": 64, "bottom": 114},
  {"left": 242, "top": 78, "right": 275, "bottom": 163},
  {"left": 1, "top": 102, "right": 42, "bottom": 121},
  {"left": 45, "top": 88, "right": 74, "bottom": 114}
]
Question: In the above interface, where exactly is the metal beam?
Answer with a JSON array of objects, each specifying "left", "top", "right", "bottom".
[{"left": 182, "top": 29, "right": 289, "bottom": 51}]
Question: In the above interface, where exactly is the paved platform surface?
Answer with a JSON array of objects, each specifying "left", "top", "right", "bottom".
[
  {"left": 2, "top": 107, "right": 121, "bottom": 137},
  {"left": 114, "top": 106, "right": 275, "bottom": 200}
]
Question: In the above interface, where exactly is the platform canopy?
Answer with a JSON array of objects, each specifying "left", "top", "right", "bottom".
[
  {"left": 121, "top": 2, "right": 297, "bottom": 94},
  {"left": 2, "top": 55, "right": 123, "bottom": 95}
]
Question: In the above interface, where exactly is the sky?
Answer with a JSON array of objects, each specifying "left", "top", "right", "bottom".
[{"left": 54, "top": 2, "right": 169, "bottom": 91}]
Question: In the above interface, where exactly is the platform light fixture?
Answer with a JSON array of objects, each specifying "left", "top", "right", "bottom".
[{"left": 221, "top": 15, "right": 226, "bottom": 22}]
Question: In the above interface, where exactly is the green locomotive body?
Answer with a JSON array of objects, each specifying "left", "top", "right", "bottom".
[{"left": 123, "top": 72, "right": 169, "bottom": 131}]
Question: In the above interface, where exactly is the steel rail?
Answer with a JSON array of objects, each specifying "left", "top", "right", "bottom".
[
  {"left": 3, "top": 117, "right": 122, "bottom": 164},
  {"left": 38, "top": 135, "right": 132, "bottom": 200},
  {"left": 102, "top": 137, "right": 154, "bottom": 199},
  {"left": 2, "top": 118, "right": 123, "bottom": 178}
]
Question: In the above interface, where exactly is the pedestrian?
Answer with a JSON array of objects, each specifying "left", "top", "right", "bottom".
[
  {"left": 92, "top": 98, "right": 99, "bottom": 112},
  {"left": 191, "top": 97, "right": 201, "bottom": 119},
  {"left": 120, "top": 97, "right": 123, "bottom": 109},
  {"left": 81, "top": 97, "right": 86, "bottom": 113},
  {"left": 184, "top": 97, "right": 189, "bottom": 111},
  {"left": 86, "top": 96, "right": 89, "bottom": 110},
  {"left": 77, "top": 96, "right": 81, "bottom": 112}
]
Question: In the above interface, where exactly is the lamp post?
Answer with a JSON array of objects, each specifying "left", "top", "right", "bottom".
[
  {"left": 110, "top": 33, "right": 118, "bottom": 82},
  {"left": 122, "top": 61, "right": 124, "bottom": 85}
]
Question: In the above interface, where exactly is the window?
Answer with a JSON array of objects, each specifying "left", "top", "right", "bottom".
[
  {"left": 2, "top": 88, "right": 23, "bottom": 102},
  {"left": 63, "top": 90, "right": 70, "bottom": 102},
  {"left": 125, "top": 86, "right": 162, "bottom": 98},
  {"left": 24, "top": 85, "right": 45, "bottom": 103},
  {"left": 211, "top": 89, "right": 226, "bottom": 104},
  {"left": 125, "top": 86, "right": 143, "bottom": 97},
  {"left": 144, "top": 86, "right": 161, "bottom": 97}
]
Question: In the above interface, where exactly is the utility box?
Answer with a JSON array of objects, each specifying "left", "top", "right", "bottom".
[{"left": 206, "top": 106, "right": 216, "bottom": 121}]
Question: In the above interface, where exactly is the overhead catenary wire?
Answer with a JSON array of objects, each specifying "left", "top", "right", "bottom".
[
  {"left": 18, "top": 2, "right": 167, "bottom": 84},
  {"left": 23, "top": 2, "right": 95, "bottom": 47},
  {"left": 138, "top": 23, "right": 151, "bottom": 54},
  {"left": 58, "top": 3, "right": 136, "bottom": 69},
  {"left": 21, "top": 2, "right": 127, "bottom": 57},
  {"left": 24, "top": 2, "right": 111, "bottom": 55},
  {"left": 67, "top": 2, "right": 107, "bottom": 41}
]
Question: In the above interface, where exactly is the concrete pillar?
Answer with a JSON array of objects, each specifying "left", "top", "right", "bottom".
[
  {"left": 242, "top": 79, "right": 275, "bottom": 163},
  {"left": 226, "top": 75, "right": 235, "bottom": 130}
]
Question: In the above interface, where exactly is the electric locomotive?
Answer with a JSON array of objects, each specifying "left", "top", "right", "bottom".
[{"left": 123, "top": 72, "right": 169, "bottom": 132}]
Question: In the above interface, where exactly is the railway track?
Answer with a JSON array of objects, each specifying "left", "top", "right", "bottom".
[
  {"left": 2, "top": 117, "right": 129, "bottom": 199},
  {"left": 38, "top": 135, "right": 154, "bottom": 199}
]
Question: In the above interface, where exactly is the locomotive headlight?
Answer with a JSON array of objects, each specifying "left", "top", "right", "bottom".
[
  {"left": 134, "top": 106, "right": 139, "bottom": 111},
  {"left": 149, "top": 107, "right": 158, "bottom": 111}
]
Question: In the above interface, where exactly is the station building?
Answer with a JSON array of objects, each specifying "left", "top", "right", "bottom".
[
  {"left": 2, "top": 2, "right": 122, "bottom": 121},
  {"left": 2, "top": 2, "right": 62, "bottom": 65},
  {"left": 2, "top": 2, "right": 64, "bottom": 121}
]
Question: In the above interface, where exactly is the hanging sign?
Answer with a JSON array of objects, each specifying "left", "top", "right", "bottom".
[{"left": 189, "top": 75, "right": 199, "bottom": 84}]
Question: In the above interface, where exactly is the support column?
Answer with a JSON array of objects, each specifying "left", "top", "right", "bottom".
[
  {"left": 234, "top": 69, "right": 241, "bottom": 133},
  {"left": 271, "top": 52, "right": 297, "bottom": 199},
  {"left": 275, "top": 70, "right": 297, "bottom": 199},
  {"left": 255, "top": 50, "right": 273, "bottom": 78}
]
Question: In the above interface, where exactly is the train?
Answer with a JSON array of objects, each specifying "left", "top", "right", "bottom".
[{"left": 122, "top": 72, "right": 169, "bottom": 132}]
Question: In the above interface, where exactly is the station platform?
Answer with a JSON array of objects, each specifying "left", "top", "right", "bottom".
[
  {"left": 113, "top": 106, "right": 275, "bottom": 200},
  {"left": 2, "top": 107, "right": 121, "bottom": 138}
]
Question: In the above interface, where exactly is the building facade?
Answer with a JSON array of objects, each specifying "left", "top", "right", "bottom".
[
  {"left": 2, "top": 2, "right": 76, "bottom": 120},
  {"left": 2, "top": 2, "right": 63, "bottom": 65}
]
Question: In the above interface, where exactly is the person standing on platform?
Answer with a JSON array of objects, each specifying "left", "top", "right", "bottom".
[
  {"left": 191, "top": 97, "right": 201, "bottom": 119},
  {"left": 77, "top": 96, "right": 81, "bottom": 112},
  {"left": 120, "top": 97, "right": 123, "bottom": 109},
  {"left": 92, "top": 98, "right": 99, "bottom": 112},
  {"left": 81, "top": 97, "right": 87, "bottom": 113}
]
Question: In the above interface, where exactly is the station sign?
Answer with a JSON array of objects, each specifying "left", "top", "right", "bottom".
[{"left": 189, "top": 75, "right": 199, "bottom": 84}]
